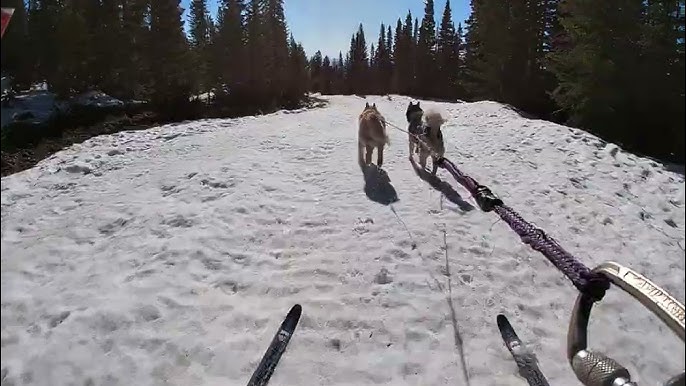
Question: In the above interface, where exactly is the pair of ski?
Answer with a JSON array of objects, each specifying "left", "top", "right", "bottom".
[{"left": 245, "top": 305, "right": 548, "bottom": 386}]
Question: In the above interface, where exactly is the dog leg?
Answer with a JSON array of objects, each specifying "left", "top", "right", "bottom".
[
  {"left": 358, "top": 142, "right": 365, "bottom": 167},
  {"left": 419, "top": 151, "right": 428, "bottom": 170},
  {"left": 408, "top": 136, "right": 414, "bottom": 159},
  {"left": 365, "top": 145, "right": 373, "bottom": 165},
  {"left": 377, "top": 144, "right": 384, "bottom": 168},
  {"left": 431, "top": 156, "right": 439, "bottom": 175}
]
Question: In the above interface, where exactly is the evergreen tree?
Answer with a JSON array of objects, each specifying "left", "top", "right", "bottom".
[
  {"left": 374, "top": 23, "right": 388, "bottom": 93},
  {"left": 1, "top": 0, "right": 32, "bottom": 89},
  {"left": 455, "top": 22, "right": 465, "bottom": 97},
  {"left": 214, "top": 0, "right": 246, "bottom": 101},
  {"left": 400, "top": 11, "right": 415, "bottom": 94},
  {"left": 386, "top": 25, "right": 393, "bottom": 61},
  {"left": 548, "top": 0, "right": 643, "bottom": 134},
  {"left": 285, "top": 34, "right": 308, "bottom": 104},
  {"left": 147, "top": 0, "right": 192, "bottom": 113},
  {"left": 548, "top": 0, "right": 684, "bottom": 162},
  {"left": 335, "top": 51, "right": 346, "bottom": 94},
  {"left": 245, "top": 0, "right": 266, "bottom": 101},
  {"left": 309, "top": 50, "right": 323, "bottom": 92},
  {"left": 263, "top": 0, "right": 290, "bottom": 101},
  {"left": 189, "top": 0, "right": 212, "bottom": 94},
  {"left": 392, "top": 18, "right": 404, "bottom": 92},
  {"left": 120, "top": 0, "right": 150, "bottom": 100},
  {"left": 52, "top": 0, "right": 92, "bottom": 96},
  {"left": 417, "top": 0, "right": 437, "bottom": 96},
  {"left": 437, "top": 0, "right": 458, "bottom": 98},
  {"left": 321, "top": 55, "right": 332, "bottom": 94},
  {"left": 27, "top": 0, "right": 61, "bottom": 90},
  {"left": 347, "top": 24, "right": 369, "bottom": 94}
]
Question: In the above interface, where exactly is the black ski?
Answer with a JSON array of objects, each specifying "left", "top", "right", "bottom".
[
  {"left": 246, "top": 304, "right": 302, "bottom": 386},
  {"left": 497, "top": 314, "right": 550, "bottom": 386}
]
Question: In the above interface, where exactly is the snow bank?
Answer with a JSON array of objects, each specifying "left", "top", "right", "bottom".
[
  {"left": 72, "top": 90, "right": 124, "bottom": 110},
  {"left": 1, "top": 91, "right": 59, "bottom": 129}
]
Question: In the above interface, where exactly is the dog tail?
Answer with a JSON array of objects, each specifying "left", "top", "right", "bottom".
[
  {"left": 373, "top": 114, "right": 390, "bottom": 146},
  {"left": 380, "top": 117, "right": 391, "bottom": 145}
]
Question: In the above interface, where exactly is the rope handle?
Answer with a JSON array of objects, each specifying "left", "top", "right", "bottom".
[
  {"left": 383, "top": 116, "right": 683, "bottom": 385},
  {"left": 568, "top": 262, "right": 685, "bottom": 386},
  {"left": 385, "top": 118, "right": 610, "bottom": 300}
]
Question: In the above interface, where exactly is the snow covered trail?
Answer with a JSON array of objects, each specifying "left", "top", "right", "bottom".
[{"left": 1, "top": 95, "right": 684, "bottom": 386}]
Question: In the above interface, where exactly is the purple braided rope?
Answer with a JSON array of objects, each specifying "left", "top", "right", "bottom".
[
  {"left": 441, "top": 158, "right": 479, "bottom": 194},
  {"left": 492, "top": 205, "right": 609, "bottom": 299},
  {"left": 438, "top": 158, "right": 609, "bottom": 300}
]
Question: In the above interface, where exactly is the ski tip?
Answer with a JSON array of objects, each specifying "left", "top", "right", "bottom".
[
  {"left": 496, "top": 314, "right": 508, "bottom": 329},
  {"left": 289, "top": 304, "right": 302, "bottom": 317},
  {"left": 281, "top": 304, "right": 302, "bottom": 332}
]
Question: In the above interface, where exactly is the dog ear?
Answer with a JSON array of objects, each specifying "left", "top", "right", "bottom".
[
  {"left": 372, "top": 103, "right": 376, "bottom": 108},
  {"left": 417, "top": 102, "right": 420, "bottom": 107},
  {"left": 365, "top": 102, "right": 369, "bottom": 108}
]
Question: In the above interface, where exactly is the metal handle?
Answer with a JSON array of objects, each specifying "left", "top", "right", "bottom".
[
  {"left": 567, "top": 262, "right": 685, "bottom": 386},
  {"left": 571, "top": 350, "right": 635, "bottom": 386}
]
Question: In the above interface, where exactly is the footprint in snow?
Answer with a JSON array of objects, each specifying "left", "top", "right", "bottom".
[{"left": 374, "top": 268, "right": 393, "bottom": 285}]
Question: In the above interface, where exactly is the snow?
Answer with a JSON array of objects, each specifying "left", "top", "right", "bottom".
[
  {"left": 0, "top": 91, "right": 59, "bottom": 129},
  {"left": 1, "top": 95, "right": 684, "bottom": 386},
  {"left": 72, "top": 90, "right": 124, "bottom": 109},
  {"left": 1, "top": 89, "right": 125, "bottom": 130}
]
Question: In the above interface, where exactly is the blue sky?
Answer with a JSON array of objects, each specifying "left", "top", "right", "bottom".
[{"left": 180, "top": 0, "right": 471, "bottom": 59}]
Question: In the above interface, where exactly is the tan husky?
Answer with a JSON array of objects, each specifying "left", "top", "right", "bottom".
[
  {"left": 358, "top": 102, "right": 389, "bottom": 168},
  {"left": 418, "top": 109, "right": 446, "bottom": 175}
]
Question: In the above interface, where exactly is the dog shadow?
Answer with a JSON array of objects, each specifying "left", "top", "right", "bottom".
[
  {"left": 409, "top": 159, "right": 474, "bottom": 212},
  {"left": 361, "top": 164, "right": 399, "bottom": 205}
]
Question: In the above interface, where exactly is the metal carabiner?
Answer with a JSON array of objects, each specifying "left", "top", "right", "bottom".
[{"left": 567, "top": 262, "right": 685, "bottom": 386}]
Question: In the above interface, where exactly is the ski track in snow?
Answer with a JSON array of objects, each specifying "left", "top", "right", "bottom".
[{"left": 1, "top": 95, "right": 684, "bottom": 386}]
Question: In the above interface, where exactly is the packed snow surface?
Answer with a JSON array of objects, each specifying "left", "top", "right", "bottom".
[{"left": 2, "top": 95, "right": 684, "bottom": 385}]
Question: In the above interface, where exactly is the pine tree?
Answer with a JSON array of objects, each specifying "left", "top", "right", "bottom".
[
  {"left": 189, "top": 0, "right": 212, "bottom": 94},
  {"left": 386, "top": 25, "right": 393, "bottom": 61},
  {"left": 245, "top": 0, "right": 266, "bottom": 101},
  {"left": 321, "top": 55, "right": 332, "bottom": 94},
  {"left": 392, "top": 18, "right": 403, "bottom": 92},
  {"left": 399, "top": 11, "right": 415, "bottom": 94},
  {"left": 27, "top": 0, "right": 61, "bottom": 90},
  {"left": 549, "top": 0, "right": 684, "bottom": 162},
  {"left": 263, "top": 0, "right": 290, "bottom": 102},
  {"left": 120, "top": 0, "right": 150, "bottom": 100},
  {"left": 370, "top": 43, "right": 376, "bottom": 70},
  {"left": 636, "top": 0, "right": 684, "bottom": 161},
  {"left": 147, "top": 0, "right": 192, "bottom": 114},
  {"left": 464, "top": 0, "right": 506, "bottom": 101},
  {"left": 455, "top": 22, "right": 465, "bottom": 97},
  {"left": 348, "top": 24, "right": 369, "bottom": 94},
  {"left": 1, "top": 0, "right": 32, "bottom": 89},
  {"left": 92, "top": 0, "right": 130, "bottom": 97},
  {"left": 214, "top": 0, "right": 246, "bottom": 101},
  {"left": 189, "top": 0, "right": 211, "bottom": 48},
  {"left": 309, "top": 50, "right": 323, "bottom": 92},
  {"left": 52, "top": 0, "right": 92, "bottom": 97},
  {"left": 548, "top": 0, "right": 643, "bottom": 135},
  {"left": 412, "top": 16, "right": 419, "bottom": 93},
  {"left": 417, "top": 0, "right": 437, "bottom": 96},
  {"left": 386, "top": 24, "right": 394, "bottom": 93},
  {"left": 437, "top": 0, "right": 458, "bottom": 98},
  {"left": 374, "top": 23, "right": 388, "bottom": 94},
  {"left": 335, "top": 51, "right": 346, "bottom": 94},
  {"left": 285, "top": 34, "right": 308, "bottom": 104}
]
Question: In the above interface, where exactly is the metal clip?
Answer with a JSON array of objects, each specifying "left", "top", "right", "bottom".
[{"left": 568, "top": 262, "right": 685, "bottom": 386}]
